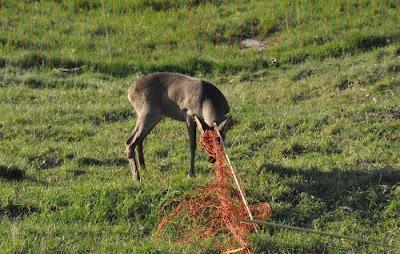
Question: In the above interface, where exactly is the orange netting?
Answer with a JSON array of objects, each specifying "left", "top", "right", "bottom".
[{"left": 157, "top": 130, "right": 272, "bottom": 253}]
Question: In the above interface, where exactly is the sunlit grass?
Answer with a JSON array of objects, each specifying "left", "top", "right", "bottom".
[{"left": 0, "top": 1, "right": 399, "bottom": 253}]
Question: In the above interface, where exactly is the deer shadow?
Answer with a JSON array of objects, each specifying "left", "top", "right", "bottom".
[{"left": 257, "top": 163, "right": 400, "bottom": 223}]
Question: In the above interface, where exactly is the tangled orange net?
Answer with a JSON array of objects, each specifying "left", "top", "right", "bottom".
[{"left": 157, "top": 130, "right": 272, "bottom": 253}]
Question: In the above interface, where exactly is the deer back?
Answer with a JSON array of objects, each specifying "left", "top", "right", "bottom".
[{"left": 129, "top": 72, "right": 229, "bottom": 125}]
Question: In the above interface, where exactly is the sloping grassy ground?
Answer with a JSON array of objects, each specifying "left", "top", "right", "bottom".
[
  {"left": 1, "top": 0, "right": 399, "bottom": 253},
  {"left": 0, "top": 0, "right": 399, "bottom": 76}
]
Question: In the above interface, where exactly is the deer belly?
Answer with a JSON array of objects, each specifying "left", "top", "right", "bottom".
[{"left": 161, "top": 99, "right": 186, "bottom": 122}]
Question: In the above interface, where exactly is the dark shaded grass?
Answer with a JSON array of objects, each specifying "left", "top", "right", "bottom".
[
  {"left": 199, "top": 17, "right": 266, "bottom": 45},
  {"left": 0, "top": 165, "right": 25, "bottom": 181},
  {"left": 0, "top": 203, "right": 39, "bottom": 219},
  {"left": 280, "top": 33, "right": 400, "bottom": 65},
  {"left": 89, "top": 108, "right": 134, "bottom": 125},
  {"left": 291, "top": 69, "right": 313, "bottom": 81},
  {"left": 91, "top": 57, "right": 216, "bottom": 77},
  {"left": 24, "top": 76, "right": 93, "bottom": 89},
  {"left": 126, "top": 0, "right": 226, "bottom": 12},
  {"left": 0, "top": 67, "right": 96, "bottom": 89},
  {"left": 23, "top": 126, "right": 96, "bottom": 142},
  {"left": 12, "top": 52, "right": 85, "bottom": 70},
  {"left": 374, "top": 79, "right": 400, "bottom": 93},
  {"left": 5, "top": 33, "right": 400, "bottom": 77},
  {"left": 51, "top": 0, "right": 227, "bottom": 13},
  {"left": 0, "top": 36, "right": 56, "bottom": 50},
  {"left": 257, "top": 164, "right": 400, "bottom": 224},
  {"left": 395, "top": 47, "right": 400, "bottom": 56},
  {"left": 251, "top": 234, "right": 330, "bottom": 254},
  {"left": 387, "top": 63, "right": 400, "bottom": 73},
  {"left": 27, "top": 147, "right": 65, "bottom": 170},
  {"left": 352, "top": 34, "right": 393, "bottom": 52},
  {"left": 0, "top": 57, "right": 6, "bottom": 68},
  {"left": 77, "top": 157, "right": 128, "bottom": 167}
]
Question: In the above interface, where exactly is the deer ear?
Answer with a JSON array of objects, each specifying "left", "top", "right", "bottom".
[
  {"left": 218, "top": 115, "right": 232, "bottom": 133},
  {"left": 194, "top": 115, "right": 207, "bottom": 134}
]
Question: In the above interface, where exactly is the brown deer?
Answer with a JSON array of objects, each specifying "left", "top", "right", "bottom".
[{"left": 125, "top": 72, "right": 231, "bottom": 181}]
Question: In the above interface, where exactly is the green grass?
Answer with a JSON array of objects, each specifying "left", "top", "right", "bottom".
[
  {"left": 1, "top": 1, "right": 400, "bottom": 253},
  {"left": 1, "top": 0, "right": 399, "bottom": 76}
]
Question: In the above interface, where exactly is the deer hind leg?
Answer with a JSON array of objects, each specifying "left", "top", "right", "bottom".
[{"left": 126, "top": 112, "right": 161, "bottom": 181}]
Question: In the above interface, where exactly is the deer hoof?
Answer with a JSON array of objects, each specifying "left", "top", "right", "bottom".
[{"left": 187, "top": 172, "right": 196, "bottom": 179}]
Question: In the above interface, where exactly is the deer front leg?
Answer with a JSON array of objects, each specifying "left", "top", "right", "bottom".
[
  {"left": 187, "top": 118, "right": 196, "bottom": 178},
  {"left": 137, "top": 141, "right": 145, "bottom": 169}
]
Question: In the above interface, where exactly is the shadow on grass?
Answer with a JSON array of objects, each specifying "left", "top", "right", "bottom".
[
  {"left": 7, "top": 32, "right": 399, "bottom": 78},
  {"left": 0, "top": 167, "right": 41, "bottom": 217},
  {"left": 258, "top": 163, "right": 400, "bottom": 221},
  {"left": 252, "top": 234, "right": 329, "bottom": 254},
  {"left": 260, "top": 163, "right": 400, "bottom": 204},
  {"left": 0, "top": 165, "right": 25, "bottom": 181},
  {"left": 0, "top": 202, "right": 39, "bottom": 219},
  {"left": 250, "top": 163, "right": 400, "bottom": 252},
  {"left": 0, "top": 165, "right": 49, "bottom": 185},
  {"left": 261, "top": 163, "right": 399, "bottom": 191},
  {"left": 89, "top": 108, "right": 134, "bottom": 125},
  {"left": 77, "top": 157, "right": 128, "bottom": 167}
]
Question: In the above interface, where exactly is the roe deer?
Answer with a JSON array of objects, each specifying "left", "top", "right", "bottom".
[{"left": 125, "top": 72, "right": 231, "bottom": 181}]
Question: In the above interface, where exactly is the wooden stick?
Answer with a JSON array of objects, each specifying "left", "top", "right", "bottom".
[
  {"left": 213, "top": 123, "right": 259, "bottom": 232},
  {"left": 194, "top": 115, "right": 204, "bottom": 134},
  {"left": 224, "top": 247, "right": 244, "bottom": 254},
  {"left": 238, "top": 218, "right": 390, "bottom": 247}
]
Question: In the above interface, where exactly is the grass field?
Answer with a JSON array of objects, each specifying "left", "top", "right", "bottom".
[{"left": 1, "top": 0, "right": 400, "bottom": 253}]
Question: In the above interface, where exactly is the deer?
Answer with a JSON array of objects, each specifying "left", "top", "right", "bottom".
[{"left": 125, "top": 72, "right": 231, "bottom": 181}]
